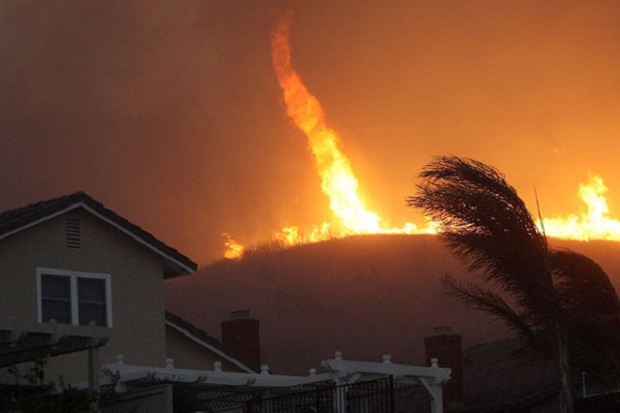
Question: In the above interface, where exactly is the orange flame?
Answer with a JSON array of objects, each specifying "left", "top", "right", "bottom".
[
  {"left": 222, "top": 15, "right": 620, "bottom": 259},
  {"left": 271, "top": 15, "right": 382, "bottom": 234},
  {"left": 542, "top": 175, "right": 620, "bottom": 241},
  {"left": 223, "top": 233, "right": 245, "bottom": 259}
]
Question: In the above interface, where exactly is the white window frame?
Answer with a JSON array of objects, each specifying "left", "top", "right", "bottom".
[{"left": 36, "top": 267, "right": 113, "bottom": 327}]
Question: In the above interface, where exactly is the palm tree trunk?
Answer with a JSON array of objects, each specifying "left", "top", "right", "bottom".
[{"left": 556, "top": 320, "right": 574, "bottom": 413}]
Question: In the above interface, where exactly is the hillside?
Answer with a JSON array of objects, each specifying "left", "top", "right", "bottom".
[{"left": 164, "top": 234, "right": 620, "bottom": 375}]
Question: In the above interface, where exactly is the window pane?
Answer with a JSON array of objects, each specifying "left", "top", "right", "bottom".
[
  {"left": 79, "top": 303, "right": 106, "bottom": 326},
  {"left": 41, "top": 275, "right": 70, "bottom": 300},
  {"left": 78, "top": 278, "right": 105, "bottom": 302},
  {"left": 78, "top": 277, "right": 107, "bottom": 326},
  {"left": 42, "top": 299, "right": 71, "bottom": 324},
  {"left": 41, "top": 275, "right": 71, "bottom": 324}
]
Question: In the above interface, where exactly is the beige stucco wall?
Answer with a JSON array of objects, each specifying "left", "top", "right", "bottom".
[
  {"left": 165, "top": 325, "right": 246, "bottom": 372},
  {"left": 0, "top": 208, "right": 169, "bottom": 383}
]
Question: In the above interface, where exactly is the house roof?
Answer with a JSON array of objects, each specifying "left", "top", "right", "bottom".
[
  {"left": 165, "top": 311, "right": 257, "bottom": 373},
  {"left": 0, "top": 191, "right": 197, "bottom": 278},
  {"left": 458, "top": 338, "right": 559, "bottom": 412}
]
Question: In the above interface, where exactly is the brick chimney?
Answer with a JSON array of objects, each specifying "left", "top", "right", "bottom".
[
  {"left": 221, "top": 310, "right": 261, "bottom": 371},
  {"left": 424, "top": 327, "right": 464, "bottom": 410}
]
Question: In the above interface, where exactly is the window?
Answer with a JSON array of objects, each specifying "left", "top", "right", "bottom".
[{"left": 37, "top": 268, "right": 112, "bottom": 327}]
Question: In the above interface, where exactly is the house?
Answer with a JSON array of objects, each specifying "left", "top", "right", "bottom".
[
  {"left": 0, "top": 192, "right": 256, "bottom": 394},
  {"left": 0, "top": 192, "right": 456, "bottom": 412}
]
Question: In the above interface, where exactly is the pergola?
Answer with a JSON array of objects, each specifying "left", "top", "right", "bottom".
[
  {"left": 0, "top": 317, "right": 111, "bottom": 395},
  {"left": 97, "top": 352, "right": 451, "bottom": 413}
]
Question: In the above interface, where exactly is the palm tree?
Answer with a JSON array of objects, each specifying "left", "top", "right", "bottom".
[{"left": 407, "top": 156, "right": 620, "bottom": 413}]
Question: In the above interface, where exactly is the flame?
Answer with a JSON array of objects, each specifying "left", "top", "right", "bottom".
[
  {"left": 542, "top": 175, "right": 620, "bottom": 241},
  {"left": 223, "top": 233, "right": 245, "bottom": 259},
  {"left": 271, "top": 15, "right": 381, "bottom": 234},
  {"left": 222, "top": 15, "right": 620, "bottom": 259}
]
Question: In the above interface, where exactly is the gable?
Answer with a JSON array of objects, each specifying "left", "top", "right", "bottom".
[
  {"left": 0, "top": 192, "right": 197, "bottom": 278},
  {"left": 0, "top": 208, "right": 166, "bottom": 275}
]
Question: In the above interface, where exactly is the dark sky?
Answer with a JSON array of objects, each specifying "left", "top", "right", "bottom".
[{"left": 2, "top": 1, "right": 620, "bottom": 265}]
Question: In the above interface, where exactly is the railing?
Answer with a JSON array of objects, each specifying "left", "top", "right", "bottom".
[{"left": 245, "top": 377, "right": 395, "bottom": 413}]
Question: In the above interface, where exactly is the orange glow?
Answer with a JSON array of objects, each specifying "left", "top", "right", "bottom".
[
  {"left": 222, "top": 15, "right": 620, "bottom": 260},
  {"left": 542, "top": 175, "right": 620, "bottom": 241}
]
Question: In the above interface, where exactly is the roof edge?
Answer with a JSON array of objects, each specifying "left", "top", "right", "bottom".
[
  {"left": 79, "top": 203, "right": 196, "bottom": 277},
  {"left": 165, "top": 312, "right": 256, "bottom": 374}
]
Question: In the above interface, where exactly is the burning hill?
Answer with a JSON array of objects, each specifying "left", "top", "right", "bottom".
[{"left": 165, "top": 234, "right": 620, "bottom": 375}]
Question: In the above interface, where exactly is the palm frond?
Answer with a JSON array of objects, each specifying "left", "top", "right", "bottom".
[
  {"left": 443, "top": 275, "right": 534, "bottom": 338},
  {"left": 408, "top": 156, "right": 556, "bottom": 327},
  {"left": 551, "top": 249, "right": 619, "bottom": 321},
  {"left": 550, "top": 250, "right": 620, "bottom": 381}
]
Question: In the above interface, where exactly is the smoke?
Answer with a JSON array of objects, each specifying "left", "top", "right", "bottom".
[
  {"left": 0, "top": 1, "right": 319, "bottom": 263},
  {"left": 2, "top": 1, "right": 620, "bottom": 264}
]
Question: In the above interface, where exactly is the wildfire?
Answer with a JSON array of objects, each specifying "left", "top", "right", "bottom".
[
  {"left": 223, "top": 14, "right": 432, "bottom": 259},
  {"left": 541, "top": 175, "right": 620, "bottom": 241},
  {"left": 222, "top": 15, "right": 620, "bottom": 260}
]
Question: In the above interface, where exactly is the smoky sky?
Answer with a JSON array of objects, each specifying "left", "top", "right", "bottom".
[{"left": 2, "top": 1, "right": 620, "bottom": 265}]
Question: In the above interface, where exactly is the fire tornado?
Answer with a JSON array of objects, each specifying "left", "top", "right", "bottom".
[{"left": 271, "top": 14, "right": 382, "bottom": 234}]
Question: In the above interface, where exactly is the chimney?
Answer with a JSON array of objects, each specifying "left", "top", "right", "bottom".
[
  {"left": 424, "top": 327, "right": 464, "bottom": 410},
  {"left": 221, "top": 310, "right": 261, "bottom": 371}
]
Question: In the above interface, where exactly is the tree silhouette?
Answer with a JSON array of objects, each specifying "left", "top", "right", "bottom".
[{"left": 408, "top": 156, "right": 620, "bottom": 413}]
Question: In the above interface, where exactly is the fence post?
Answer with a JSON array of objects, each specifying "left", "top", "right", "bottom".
[{"left": 389, "top": 375, "right": 395, "bottom": 413}]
